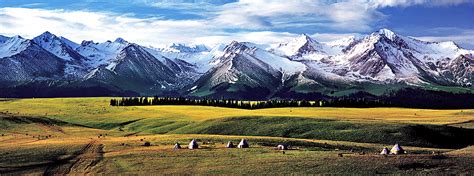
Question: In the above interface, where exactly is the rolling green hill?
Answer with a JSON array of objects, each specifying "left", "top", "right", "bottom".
[{"left": 0, "top": 98, "right": 473, "bottom": 174}]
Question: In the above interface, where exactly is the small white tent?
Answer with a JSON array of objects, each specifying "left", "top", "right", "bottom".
[
  {"left": 390, "top": 144, "right": 405, "bottom": 154},
  {"left": 188, "top": 139, "right": 199, "bottom": 149},
  {"left": 380, "top": 147, "right": 389, "bottom": 155},
  {"left": 277, "top": 144, "right": 288, "bottom": 150},
  {"left": 237, "top": 139, "right": 249, "bottom": 148},
  {"left": 226, "top": 141, "right": 235, "bottom": 148},
  {"left": 173, "top": 143, "right": 181, "bottom": 150}
]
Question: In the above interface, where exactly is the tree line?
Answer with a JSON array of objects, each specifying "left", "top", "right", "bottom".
[
  {"left": 110, "top": 97, "right": 392, "bottom": 109},
  {"left": 110, "top": 88, "right": 474, "bottom": 109}
]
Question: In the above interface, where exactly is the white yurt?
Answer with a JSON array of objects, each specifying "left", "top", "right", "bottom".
[
  {"left": 226, "top": 141, "right": 235, "bottom": 148},
  {"left": 390, "top": 144, "right": 405, "bottom": 154},
  {"left": 237, "top": 139, "right": 249, "bottom": 148},
  {"left": 380, "top": 147, "right": 389, "bottom": 155},
  {"left": 188, "top": 139, "right": 199, "bottom": 149},
  {"left": 277, "top": 144, "right": 289, "bottom": 150},
  {"left": 173, "top": 143, "right": 181, "bottom": 150}
]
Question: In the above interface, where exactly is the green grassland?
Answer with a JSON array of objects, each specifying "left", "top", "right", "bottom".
[{"left": 0, "top": 98, "right": 473, "bottom": 175}]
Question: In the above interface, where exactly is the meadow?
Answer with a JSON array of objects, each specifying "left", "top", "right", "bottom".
[{"left": 0, "top": 98, "right": 473, "bottom": 174}]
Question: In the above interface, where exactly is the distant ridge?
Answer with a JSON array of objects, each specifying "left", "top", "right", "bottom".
[{"left": 0, "top": 29, "right": 472, "bottom": 98}]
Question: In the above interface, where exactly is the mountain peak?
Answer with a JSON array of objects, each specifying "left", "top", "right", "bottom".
[
  {"left": 0, "top": 35, "right": 31, "bottom": 58},
  {"left": 12, "top": 35, "right": 24, "bottom": 39},
  {"left": 229, "top": 40, "right": 240, "bottom": 46},
  {"left": 6, "top": 35, "right": 28, "bottom": 44},
  {"left": 34, "top": 31, "right": 61, "bottom": 45},
  {"left": 295, "top": 33, "right": 318, "bottom": 44},
  {"left": 114, "top": 37, "right": 128, "bottom": 44},
  {"left": 223, "top": 41, "right": 249, "bottom": 54},
  {"left": 81, "top": 40, "right": 96, "bottom": 46},
  {"left": 298, "top": 33, "right": 313, "bottom": 40},
  {"left": 378, "top": 28, "right": 397, "bottom": 41},
  {"left": 272, "top": 33, "right": 322, "bottom": 57},
  {"left": 42, "top": 31, "right": 53, "bottom": 35},
  {"left": 37, "top": 31, "right": 57, "bottom": 39}
]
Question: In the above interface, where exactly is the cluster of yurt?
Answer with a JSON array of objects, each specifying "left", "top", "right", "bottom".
[
  {"left": 380, "top": 144, "right": 406, "bottom": 155},
  {"left": 174, "top": 139, "right": 251, "bottom": 150},
  {"left": 173, "top": 139, "right": 294, "bottom": 151}
]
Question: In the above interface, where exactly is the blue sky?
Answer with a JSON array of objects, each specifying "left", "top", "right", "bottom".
[{"left": 0, "top": 0, "right": 473, "bottom": 48}]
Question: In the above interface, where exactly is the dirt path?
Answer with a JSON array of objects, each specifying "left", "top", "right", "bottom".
[{"left": 44, "top": 140, "right": 104, "bottom": 175}]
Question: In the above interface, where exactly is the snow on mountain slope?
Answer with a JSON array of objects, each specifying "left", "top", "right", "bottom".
[
  {"left": 269, "top": 28, "right": 473, "bottom": 87},
  {"left": 189, "top": 41, "right": 285, "bottom": 98},
  {"left": 250, "top": 44, "right": 306, "bottom": 75},
  {"left": 0, "top": 35, "right": 8, "bottom": 43},
  {"left": 378, "top": 28, "right": 397, "bottom": 41},
  {"left": 325, "top": 30, "right": 426, "bottom": 83},
  {"left": 165, "top": 43, "right": 208, "bottom": 53},
  {"left": 325, "top": 36, "right": 358, "bottom": 48},
  {"left": 142, "top": 46, "right": 202, "bottom": 82},
  {"left": 0, "top": 29, "right": 471, "bottom": 97},
  {"left": 270, "top": 34, "right": 360, "bottom": 61},
  {"left": 147, "top": 43, "right": 226, "bottom": 73},
  {"left": 401, "top": 36, "right": 473, "bottom": 63},
  {"left": 76, "top": 38, "right": 130, "bottom": 69},
  {"left": 271, "top": 34, "right": 324, "bottom": 59},
  {"left": 32, "top": 32, "right": 90, "bottom": 77},
  {"left": 189, "top": 41, "right": 310, "bottom": 97},
  {"left": 213, "top": 41, "right": 306, "bottom": 75},
  {"left": 0, "top": 38, "right": 66, "bottom": 82},
  {"left": 59, "top": 36, "right": 80, "bottom": 50},
  {"left": 84, "top": 43, "right": 185, "bottom": 93},
  {"left": 33, "top": 31, "right": 83, "bottom": 61},
  {"left": 0, "top": 36, "right": 31, "bottom": 59}
]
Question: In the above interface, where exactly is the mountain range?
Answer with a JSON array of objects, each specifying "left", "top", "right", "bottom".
[{"left": 0, "top": 29, "right": 472, "bottom": 98}]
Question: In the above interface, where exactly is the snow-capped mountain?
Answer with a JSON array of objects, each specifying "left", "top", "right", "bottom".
[
  {"left": 0, "top": 35, "right": 31, "bottom": 59},
  {"left": 33, "top": 31, "right": 88, "bottom": 77},
  {"left": 271, "top": 34, "right": 325, "bottom": 59},
  {"left": 0, "top": 36, "right": 66, "bottom": 83},
  {"left": 84, "top": 44, "right": 181, "bottom": 94},
  {"left": 76, "top": 38, "right": 130, "bottom": 69},
  {"left": 272, "top": 28, "right": 473, "bottom": 87},
  {"left": 0, "top": 29, "right": 472, "bottom": 97},
  {"left": 32, "top": 31, "right": 84, "bottom": 62},
  {"left": 188, "top": 41, "right": 296, "bottom": 98},
  {"left": 146, "top": 43, "right": 225, "bottom": 73}
]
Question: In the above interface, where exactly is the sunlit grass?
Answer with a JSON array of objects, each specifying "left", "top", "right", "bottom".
[
  {"left": 0, "top": 98, "right": 472, "bottom": 126},
  {"left": 0, "top": 98, "right": 472, "bottom": 174}
]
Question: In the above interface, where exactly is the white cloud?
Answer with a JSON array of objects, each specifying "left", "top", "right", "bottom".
[
  {"left": 211, "top": 0, "right": 472, "bottom": 31},
  {"left": 212, "top": 0, "right": 381, "bottom": 31},
  {"left": 0, "top": 7, "right": 318, "bottom": 47},
  {"left": 369, "top": 0, "right": 473, "bottom": 7},
  {"left": 193, "top": 31, "right": 301, "bottom": 47},
  {"left": 0, "top": 8, "right": 212, "bottom": 47},
  {"left": 1, "top": 1, "right": 472, "bottom": 48}
]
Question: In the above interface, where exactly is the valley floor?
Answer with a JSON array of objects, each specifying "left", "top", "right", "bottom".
[{"left": 0, "top": 98, "right": 473, "bottom": 175}]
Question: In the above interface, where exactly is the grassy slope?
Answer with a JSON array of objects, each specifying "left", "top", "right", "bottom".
[
  {"left": 0, "top": 98, "right": 473, "bottom": 148},
  {"left": 169, "top": 116, "right": 473, "bottom": 149},
  {"left": 0, "top": 98, "right": 473, "bottom": 174},
  {"left": 0, "top": 98, "right": 472, "bottom": 125},
  {"left": 0, "top": 122, "right": 470, "bottom": 175}
]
